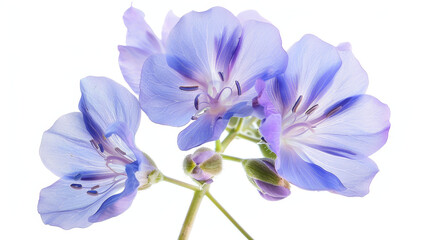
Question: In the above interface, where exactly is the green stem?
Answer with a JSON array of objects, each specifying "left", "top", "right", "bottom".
[
  {"left": 206, "top": 191, "right": 253, "bottom": 240},
  {"left": 163, "top": 176, "right": 200, "bottom": 191},
  {"left": 237, "top": 133, "right": 260, "bottom": 143},
  {"left": 220, "top": 154, "right": 243, "bottom": 163},
  {"left": 219, "top": 118, "right": 244, "bottom": 153},
  {"left": 179, "top": 184, "right": 210, "bottom": 240},
  {"left": 215, "top": 140, "right": 222, "bottom": 152}
]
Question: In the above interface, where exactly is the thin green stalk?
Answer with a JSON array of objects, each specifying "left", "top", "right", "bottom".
[
  {"left": 178, "top": 184, "right": 210, "bottom": 240},
  {"left": 206, "top": 191, "right": 253, "bottom": 240},
  {"left": 237, "top": 133, "right": 260, "bottom": 143},
  {"left": 163, "top": 176, "right": 200, "bottom": 191},
  {"left": 215, "top": 140, "right": 222, "bottom": 152},
  {"left": 219, "top": 118, "right": 244, "bottom": 153},
  {"left": 220, "top": 154, "right": 243, "bottom": 163}
]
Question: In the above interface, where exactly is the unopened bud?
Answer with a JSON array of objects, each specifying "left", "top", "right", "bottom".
[
  {"left": 242, "top": 158, "right": 290, "bottom": 201},
  {"left": 183, "top": 147, "right": 222, "bottom": 184}
]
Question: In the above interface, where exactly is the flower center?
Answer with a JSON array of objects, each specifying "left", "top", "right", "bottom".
[
  {"left": 282, "top": 95, "right": 342, "bottom": 139},
  {"left": 180, "top": 71, "right": 242, "bottom": 120},
  {"left": 68, "top": 137, "right": 134, "bottom": 196}
]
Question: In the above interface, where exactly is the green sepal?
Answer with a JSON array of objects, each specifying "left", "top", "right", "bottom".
[
  {"left": 148, "top": 169, "right": 163, "bottom": 184},
  {"left": 199, "top": 154, "right": 222, "bottom": 175},
  {"left": 183, "top": 155, "right": 197, "bottom": 175},
  {"left": 242, "top": 158, "right": 282, "bottom": 186}
]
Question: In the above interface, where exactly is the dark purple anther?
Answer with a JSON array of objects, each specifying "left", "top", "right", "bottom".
[
  {"left": 235, "top": 81, "right": 241, "bottom": 96},
  {"left": 218, "top": 71, "right": 225, "bottom": 81},
  {"left": 326, "top": 105, "right": 343, "bottom": 118},
  {"left": 179, "top": 86, "right": 199, "bottom": 91},
  {"left": 98, "top": 143, "right": 104, "bottom": 153},
  {"left": 86, "top": 190, "right": 98, "bottom": 196},
  {"left": 90, "top": 139, "right": 98, "bottom": 149},
  {"left": 194, "top": 93, "right": 201, "bottom": 110},
  {"left": 70, "top": 184, "right": 82, "bottom": 189},
  {"left": 115, "top": 147, "right": 126, "bottom": 155},
  {"left": 305, "top": 104, "right": 319, "bottom": 115},
  {"left": 292, "top": 95, "right": 303, "bottom": 113}
]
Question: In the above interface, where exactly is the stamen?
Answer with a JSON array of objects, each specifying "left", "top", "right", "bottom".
[
  {"left": 261, "top": 137, "right": 267, "bottom": 143},
  {"left": 179, "top": 86, "right": 199, "bottom": 91},
  {"left": 292, "top": 95, "right": 303, "bottom": 113},
  {"left": 70, "top": 183, "right": 82, "bottom": 189},
  {"left": 218, "top": 72, "right": 225, "bottom": 81},
  {"left": 326, "top": 106, "right": 343, "bottom": 118},
  {"left": 191, "top": 107, "right": 209, "bottom": 121},
  {"left": 305, "top": 104, "right": 319, "bottom": 115},
  {"left": 235, "top": 81, "right": 242, "bottom": 96},
  {"left": 194, "top": 93, "right": 201, "bottom": 110},
  {"left": 91, "top": 185, "right": 100, "bottom": 190},
  {"left": 90, "top": 139, "right": 98, "bottom": 149},
  {"left": 98, "top": 143, "right": 104, "bottom": 153},
  {"left": 115, "top": 147, "right": 126, "bottom": 155},
  {"left": 74, "top": 173, "right": 82, "bottom": 181},
  {"left": 86, "top": 190, "right": 98, "bottom": 196}
]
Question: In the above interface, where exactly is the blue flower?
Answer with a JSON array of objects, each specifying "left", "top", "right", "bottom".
[
  {"left": 118, "top": 6, "right": 179, "bottom": 94},
  {"left": 38, "top": 77, "right": 157, "bottom": 229},
  {"left": 138, "top": 7, "right": 288, "bottom": 150},
  {"left": 257, "top": 35, "right": 391, "bottom": 197}
]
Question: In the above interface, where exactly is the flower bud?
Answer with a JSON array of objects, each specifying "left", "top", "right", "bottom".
[
  {"left": 242, "top": 158, "right": 290, "bottom": 201},
  {"left": 183, "top": 147, "right": 222, "bottom": 184}
]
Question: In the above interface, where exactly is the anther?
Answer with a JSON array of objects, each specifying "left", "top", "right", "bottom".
[
  {"left": 191, "top": 116, "right": 198, "bottom": 120},
  {"left": 305, "top": 104, "right": 319, "bottom": 115},
  {"left": 115, "top": 147, "right": 126, "bottom": 155},
  {"left": 70, "top": 183, "right": 82, "bottom": 189},
  {"left": 86, "top": 190, "right": 98, "bottom": 196},
  {"left": 91, "top": 185, "right": 100, "bottom": 190},
  {"left": 74, "top": 173, "right": 82, "bottom": 181},
  {"left": 179, "top": 86, "right": 199, "bottom": 91},
  {"left": 292, "top": 95, "right": 303, "bottom": 113},
  {"left": 235, "top": 81, "right": 242, "bottom": 96},
  {"left": 218, "top": 72, "right": 225, "bottom": 81},
  {"left": 98, "top": 143, "right": 104, "bottom": 153},
  {"left": 261, "top": 137, "right": 267, "bottom": 143},
  {"left": 90, "top": 139, "right": 98, "bottom": 149},
  {"left": 194, "top": 93, "right": 201, "bottom": 110},
  {"left": 326, "top": 106, "right": 343, "bottom": 118}
]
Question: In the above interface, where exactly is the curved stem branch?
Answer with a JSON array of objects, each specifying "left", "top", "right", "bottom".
[
  {"left": 215, "top": 140, "right": 222, "bottom": 152},
  {"left": 205, "top": 191, "right": 253, "bottom": 240},
  {"left": 237, "top": 133, "right": 260, "bottom": 143},
  {"left": 219, "top": 118, "right": 244, "bottom": 153},
  {"left": 178, "top": 184, "right": 210, "bottom": 240},
  {"left": 163, "top": 176, "right": 200, "bottom": 191},
  {"left": 220, "top": 154, "right": 243, "bottom": 163}
]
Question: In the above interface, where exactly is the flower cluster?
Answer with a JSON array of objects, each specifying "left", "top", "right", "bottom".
[{"left": 38, "top": 5, "right": 390, "bottom": 234}]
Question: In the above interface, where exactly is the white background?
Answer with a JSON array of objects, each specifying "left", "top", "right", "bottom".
[{"left": 1, "top": 0, "right": 428, "bottom": 239}]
